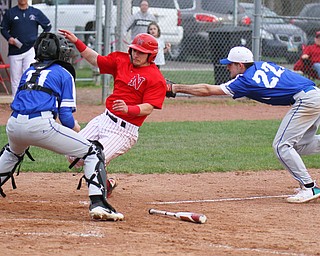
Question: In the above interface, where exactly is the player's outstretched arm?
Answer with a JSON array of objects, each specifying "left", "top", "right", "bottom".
[
  {"left": 59, "top": 29, "right": 99, "bottom": 67},
  {"left": 172, "top": 83, "right": 226, "bottom": 97}
]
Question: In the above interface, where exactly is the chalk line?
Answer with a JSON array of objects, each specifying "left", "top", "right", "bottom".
[{"left": 149, "top": 194, "right": 292, "bottom": 205}]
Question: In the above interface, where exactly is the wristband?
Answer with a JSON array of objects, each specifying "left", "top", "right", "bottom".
[
  {"left": 75, "top": 39, "right": 87, "bottom": 53},
  {"left": 172, "top": 84, "right": 176, "bottom": 94},
  {"left": 127, "top": 105, "right": 140, "bottom": 116}
]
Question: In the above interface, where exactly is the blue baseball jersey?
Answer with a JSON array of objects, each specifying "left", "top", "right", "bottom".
[
  {"left": 0, "top": 5, "right": 51, "bottom": 55},
  {"left": 220, "top": 61, "right": 316, "bottom": 106},
  {"left": 11, "top": 63, "right": 76, "bottom": 119}
]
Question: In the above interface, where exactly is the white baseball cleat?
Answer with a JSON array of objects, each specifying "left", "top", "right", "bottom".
[
  {"left": 286, "top": 186, "right": 320, "bottom": 203},
  {"left": 89, "top": 205, "right": 124, "bottom": 221}
]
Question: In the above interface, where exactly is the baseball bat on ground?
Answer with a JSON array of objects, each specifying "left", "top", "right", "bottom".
[{"left": 148, "top": 209, "right": 207, "bottom": 224}]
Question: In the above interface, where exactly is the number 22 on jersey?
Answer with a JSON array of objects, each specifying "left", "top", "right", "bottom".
[{"left": 252, "top": 62, "right": 285, "bottom": 88}]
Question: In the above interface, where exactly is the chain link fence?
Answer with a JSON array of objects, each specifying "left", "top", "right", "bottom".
[{"left": 2, "top": 0, "right": 320, "bottom": 95}]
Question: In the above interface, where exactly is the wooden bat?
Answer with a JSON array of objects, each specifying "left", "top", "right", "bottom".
[{"left": 148, "top": 209, "right": 207, "bottom": 224}]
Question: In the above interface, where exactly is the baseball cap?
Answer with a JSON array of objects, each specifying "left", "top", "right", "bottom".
[
  {"left": 220, "top": 46, "right": 254, "bottom": 65},
  {"left": 316, "top": 31, "right": 320, "bottom": 38}
]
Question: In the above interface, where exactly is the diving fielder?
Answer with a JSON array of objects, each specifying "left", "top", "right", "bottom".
[{"left": 168, "top": 46, "right": 320, "bottom": 204}]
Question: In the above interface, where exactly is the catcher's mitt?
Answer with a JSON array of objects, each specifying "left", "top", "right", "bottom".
[{"left": 165, "top": 78, "right": 176, "bottom": 98}]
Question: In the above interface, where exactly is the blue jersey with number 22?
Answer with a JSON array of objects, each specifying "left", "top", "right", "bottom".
[{"left": 221, "top": 61, "right": 316, "bottom": 106}]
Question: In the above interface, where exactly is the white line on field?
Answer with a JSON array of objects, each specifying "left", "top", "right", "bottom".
[
  {"left": 148, "top": 194, "right": 291, "bottom": 205},
  {"left": 208, "top": 243, "right": 309, "bottom": 256},
  {"left": 0, "top": 230, "right": 104, "bottom": 238},
  {"left": 3, "top": 200, "right": 90, "bottom": 205}
]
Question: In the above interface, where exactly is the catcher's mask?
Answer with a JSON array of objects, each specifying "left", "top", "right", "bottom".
[
  {"left": 128, "top": 33, "right": 158, "bottom": 63},
  {"left": 34, "top": 32, "right": 73, "bottom": 62}
]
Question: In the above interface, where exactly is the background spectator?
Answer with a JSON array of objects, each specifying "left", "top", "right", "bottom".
[
  {"left": 124, "top": 0, "right": 156, "bottom": 41},
  {"left": 147, "top": 21, "right": 171, "bottom": 69},
  {"left": 294, "top": 31, "right": 320, "bottom": 79},
  {"left": 0, "top": 0, "right": 51, "bottom": 97}
]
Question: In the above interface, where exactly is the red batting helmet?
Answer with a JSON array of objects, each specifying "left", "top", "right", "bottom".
[{"left": 128, "top": 33, "right": 158, "bottom": 63}]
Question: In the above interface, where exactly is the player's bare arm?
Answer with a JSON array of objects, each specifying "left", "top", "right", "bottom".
[
  {"left": 59, "top": 29, "right": 99, "bottom": 67},
  {"left": 73, "top": 120, "right": 81, "bottom": 132},
  {"left": 172, "top": 83, "right": 226, "bottom": 96}
]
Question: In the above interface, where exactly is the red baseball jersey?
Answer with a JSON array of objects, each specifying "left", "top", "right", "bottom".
[
  {"left": 303, "top": 44, "right": 320, "bottom": 63},
  {"left": 97, "top": 52, "right": 166, "bottom": 126}
]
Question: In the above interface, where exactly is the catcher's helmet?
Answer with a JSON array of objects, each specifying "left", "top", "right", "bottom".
[
  {"left": 34, "top": 32, "right": 72, "bottom": 62},
  {"left": 128, "top": 33, "right": 158, "bottom": 63}
]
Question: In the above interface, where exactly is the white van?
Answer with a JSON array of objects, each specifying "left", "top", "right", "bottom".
[{"left": 32, "top": 0, "right": 183, "bottom": 56}]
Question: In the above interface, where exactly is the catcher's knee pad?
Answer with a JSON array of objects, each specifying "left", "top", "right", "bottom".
[
  {"left": 0, "top": 144, "right": 34, "bottom": 197},
  {"left": 77, "top": 140, "right": 108, "bottom": 199}
]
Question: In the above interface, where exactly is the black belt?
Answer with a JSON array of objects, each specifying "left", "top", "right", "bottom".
[
  {"left": 11, "top": 111, "right": 42, "bottom": 119},
  {"left": 106, "top": 111, "right": 126, "bottom": 128}
]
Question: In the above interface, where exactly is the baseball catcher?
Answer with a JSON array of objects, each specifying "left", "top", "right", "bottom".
[{"left": 0, "top": 32, "right": 123, "bottom": 221}]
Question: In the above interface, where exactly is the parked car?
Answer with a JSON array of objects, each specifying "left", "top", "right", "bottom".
[
  {"left": 240, "top": 2, "right": 307, "bottom": 63},
  {"left": 290, "top": 3, "right": 320, "bottom": 45},
  {"left": 32, "top": 0, "right": 183, "bottom": 56},
  {"left": 173, "top": 0, "right": 251, "bottom": 61}
]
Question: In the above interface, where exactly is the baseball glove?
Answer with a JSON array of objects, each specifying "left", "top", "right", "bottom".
[{"left": 165, "top": 78, "right": 176, "bottom": 98}]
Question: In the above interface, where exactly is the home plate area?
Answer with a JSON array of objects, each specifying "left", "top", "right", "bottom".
[{"left": 1, "top": 171, "right": 319, "bottom": 255}]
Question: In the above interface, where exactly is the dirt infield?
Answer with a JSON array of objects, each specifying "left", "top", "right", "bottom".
[
  {"left": 1, "top": 171, "right": 320, "bottom": 256},
  {"left": 1, "top": 89, "right": 320, "bottom": 256}
]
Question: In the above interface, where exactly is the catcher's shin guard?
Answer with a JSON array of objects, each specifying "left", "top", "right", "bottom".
[
  {"left": 0, "top": 144, "right": 34, "bottom": 197},
  {"left": 76, "top": 141, "right": 117, "bottom": 212}
]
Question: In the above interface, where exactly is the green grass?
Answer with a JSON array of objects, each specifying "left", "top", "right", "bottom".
[
  {"left": 161, "top": 70, "right": 214, "bottom": 84},
  {"left": 1, "top": 120, "right": 319, "bottom": 174},
  {"left": 75, "top": 68, "right": 215, "bottom": 87},
  {"left": 74, "top": 67, "right": 98, "bottom": 87}
]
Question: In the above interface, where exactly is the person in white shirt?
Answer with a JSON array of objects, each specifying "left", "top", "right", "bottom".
[
  {"left": 124, "top": 0, "right": 156, "bottom": 41},
  {"left": 147, "top": 21, "right": 171, "bottom": 69}
]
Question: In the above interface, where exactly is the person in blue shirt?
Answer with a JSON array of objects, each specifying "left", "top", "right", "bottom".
[
  {"left": 0, "top": 0, "right": 52, "bottom": 97},
  {"left": 0, "top": 32, "right": 124, "bottom": 222},
  {"left": 168, "top": 46, "right": 320, "bottom": 204}
]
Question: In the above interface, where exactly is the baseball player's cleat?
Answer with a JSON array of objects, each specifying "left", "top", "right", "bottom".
[
  {"left": 89, "top": 202, "right": 124, "bottom": 221},
  {"left": 286, "top": 186, "right": 320, "bottom": 203},
  {"left": 106, "top": 178, "right": 117, "bottom": 198}
]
